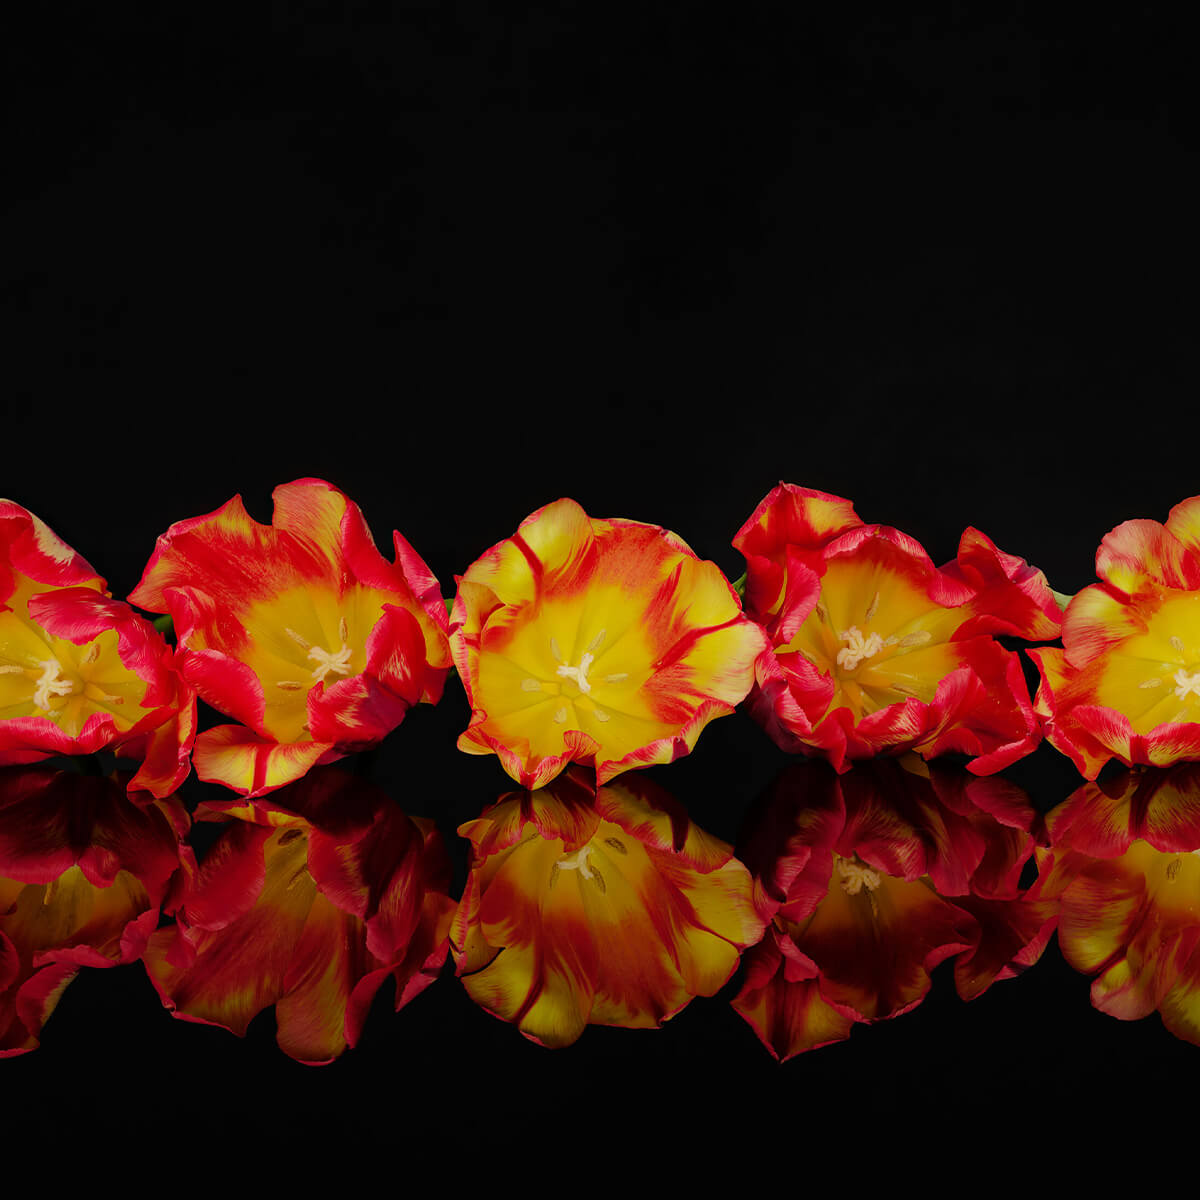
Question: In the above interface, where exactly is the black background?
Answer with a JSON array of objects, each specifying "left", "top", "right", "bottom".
[{"left": 3, "top": 1, "right": 1196, "bottom": 1159}]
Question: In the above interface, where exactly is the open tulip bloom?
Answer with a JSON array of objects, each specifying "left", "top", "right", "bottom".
[
  {"left": 0, "top": 501, "right": 196, "bottom": 797},
  {"left": 731, "top": 758, "right": 1054, "bottom": 1061},
  {"left": 0, "top": 765, "right": 191, "bottom": 1055},
  {"left": 449, "top": 497, "right": 771, "bottom": 789},
  {"left": 142, "top": 767, "right": 455, "bottom": 1064},
  {"left": 733, "top": 484, "right": 1063, "bottom": 773},
  {"left": 450, "top": 768, "right": 767, "bottom": 1047},
  {"left": 129, "top": 479, "right": 451, "bottom": 798},
  {"left": 1031, "top": 496, "right": 1200, "bottom": 777},
  {"left": 1030, "top": 764, "right": 1200, "bottom": 1043}
]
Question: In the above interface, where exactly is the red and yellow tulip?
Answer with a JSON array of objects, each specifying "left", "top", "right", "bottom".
[
  {"left": 731, "top": 758, "right": 1054, "bottom": 1061},
  {"left": 0, "top": 765, "right": 190, "bottom": 1056},
  {"left": 0, "top": 500, "right": 196, "bottom": 797},
  {"left": 1030, "top": 764, "right": 1200, "bottom": 1043},
  {"left": 129, "top": 478, "right": 451, "bottom": 798},
  {"left": 450, "top": 769, "right": 767, "bottom": 1047},
  {"left": 1031, "top": 496, "right": 1200, "bottom": 777},
  {"left": 733, "top": 484, "right": 1062, "bottom": 773},
  {"left": 142, "top": 767, "right": 455, "bottom": 1064},
  {"left": 450, "top": 497, "right": 770, "bottom": 788}
]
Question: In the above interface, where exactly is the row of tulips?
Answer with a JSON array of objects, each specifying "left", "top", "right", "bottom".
[
  {"left": 6, "top": 479, "right": 1200, "bottom": 1062},
  {"left": 6, "top": 755, "right": 1200, "bottom": 1060},
  {"left": 6, "top": 478, "right": 1200, "bottom": 792}
]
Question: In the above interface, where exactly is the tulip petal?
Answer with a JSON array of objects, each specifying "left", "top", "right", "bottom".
[
  {"left": 193, "top": 725, "right": 336, "bottom": 799},
  {"left": 1097, "top": 517, "right": 1200, "bottom": 595}
]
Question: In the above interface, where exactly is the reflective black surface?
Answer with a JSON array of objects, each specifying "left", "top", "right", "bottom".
[{"left": 5, "top": 1, "right": 1195, "bottom": 1156}]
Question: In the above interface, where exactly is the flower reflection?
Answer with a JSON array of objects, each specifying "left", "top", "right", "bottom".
[
  {"left": 450, "top": 768, "right": 767, "bottom": 1047},
  {"left": 0, "top": 765, "right": 190, "bottom": 1056},
  {"left": 142, "top": 766, "right": 455, "bottom": 1064},
  {"left": 731, "top": 757, "right": 1054, "bottom": 1061},
  {"left": 1031, "top": 764, "right": 1200, "bottom": 1043}
]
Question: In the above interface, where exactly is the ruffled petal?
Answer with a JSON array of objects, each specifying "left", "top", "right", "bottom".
[{"left": 192, "top": 725, "right": 336, "bottom": 799}]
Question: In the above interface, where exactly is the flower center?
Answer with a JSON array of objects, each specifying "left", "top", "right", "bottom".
[
  {"left": 836, "top": 854, "right": 882, "bottom": 895},
  {"left": 32, "top": 658, "right": 78, "bottom": 709},
  {"left": 1174, "top": 667, "right": 1200, "bottom": 702},
  {"left": 308, "top": 643, "right": 353, "bottom": 683},
  {"left": 836, "top": 626, "right": 885, "bottom": 671},
  {"left": 548, "top": 841, "right": 608, "bottom": 893},
  {"left": 556, "top": 844, "right": 596, "bottom": 877},
  {"left": 513, "top": 629, "right": 630, "bottom": 728},
  {"left": 556, "top": 650, "right": 594, "bottom": 695},
  {"left": 282, "top": 624, "right": 355, "bottom": 687}
]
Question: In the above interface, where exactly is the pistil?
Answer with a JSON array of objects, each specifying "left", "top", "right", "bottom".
[
  {"left": 32, "top": 659, "right": 77, "bottom": 709},
  {"left": 836, "top": 626, "right": 884, "bottom": 671}
]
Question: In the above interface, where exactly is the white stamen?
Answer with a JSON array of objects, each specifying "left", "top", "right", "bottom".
[
  {"left": 865, "top": 591, "right": 880, "bottom": 622},
  {"left": 521, "top": 678, "right": 543, "bottom": 692},
  {"left": 593, "top": 709, "right": 610, "bottom": 722},
  {"left": 604, "top": 673, "right": 629, "bottom": 684},
  {"left": 898, "top": 630, "right": 932, "bottom": 648},
  {"left": 308, "top": 644, "right": 353, "bottom": 683},
  {"left": 556, "top": 844, "right": 595, "bottom": 879},
  {"left": 32, "top": 660, "right": 75, "bottom": 709},
  {"left": 556, "top": 651, "right": 594, "bottom": 695},
  {"left": 81, "top": 642, "right": 101, "bottom": 666},
  {"left": 835, "top": 626, "right": 885, "bottom": 670},
  {"left": 276, "top": 680, "right": 306, "bottom": 691},
  {"left": 1171, "top": 635, "right": 1187, "bottom": 656},
  {"left": 338, "top": 617, "right": 349, "bottom": 644},
  {"left": 1173, "top": 668, "right": 1200, "bottom": 702},
  {"left": 0, "top": 665, "right": 24, "bottom": 675},
  {"left": 553, "top": 705, "right": 568, "bottom": 724},
  {"left": 837, "top": 857, "right": 882, "bottom": 895},
  {"left": 587, "top": 629, "right": 607, "bottom": 652},
  {"left": 285, "top": 627, "right": 312, "bottom": 650},
  {"left": 550, "top": 637, "right": 564, "bottom": 663},
  {"left": 1139, "top": 677, "right": 1164, "bottom": 689}
]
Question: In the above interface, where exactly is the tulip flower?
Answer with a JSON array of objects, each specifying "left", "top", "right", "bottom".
[
  {"left": 0, "top": 500, "right": 196, "bottom": 797},
  {"left": 1030, "top": 496, "right": 1200, "bottom": 777},
  {"left": 142, "top": 766, "right": 455, "bottom": 1064},
  {"left": 450, "top": 497, "right": 770, "bottom": 789},
  {"left": 450, "top": 769, "right": 767, "bottom": 1047},
  {"left": 128, "top": 478, "right": 451, "bottom": 798},
  {"left": 731, "top": 758, "right": 1054, "bottom": 1061},
  {"left": 732, "top": 483, "right": 1062, "bottom": 773},
  {"left": 0, "top": 765, "right": 190, "bottom": 1056},
  {"left": 1030, "top": 764, "right": 1200, "bottom": 1044}
]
